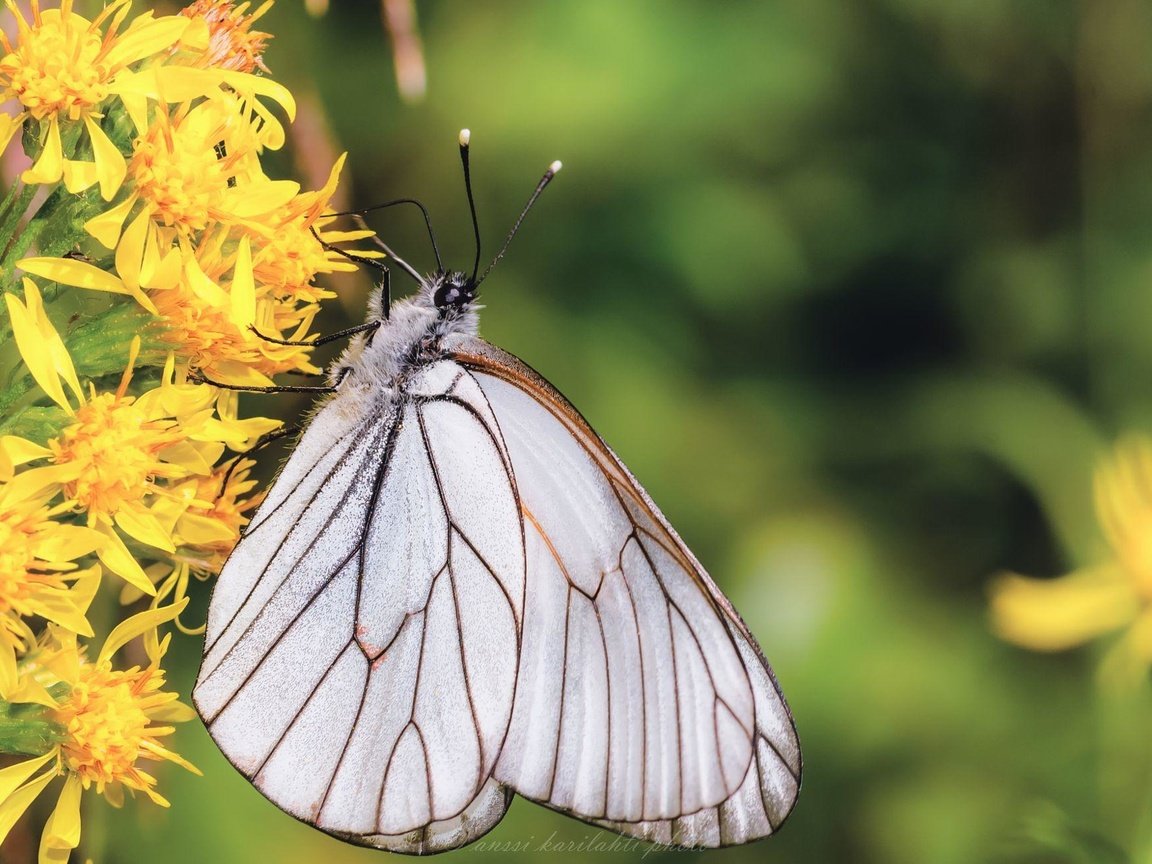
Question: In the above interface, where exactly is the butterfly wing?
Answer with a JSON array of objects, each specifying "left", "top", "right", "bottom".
[
  {"left": 448, "top": 335, "right": 802, "bottom": 848},
  {"left": 193, "top": 361, "right": 525, "bottom": 854}
]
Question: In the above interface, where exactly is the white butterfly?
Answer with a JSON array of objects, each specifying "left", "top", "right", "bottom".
[{"left": 193, "top": 133, "right": 801, "bottom": 855}]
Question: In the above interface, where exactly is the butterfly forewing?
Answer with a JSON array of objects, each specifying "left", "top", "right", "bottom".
[{"left": 193, "top": 360, "right": 524, "bottom": 853}]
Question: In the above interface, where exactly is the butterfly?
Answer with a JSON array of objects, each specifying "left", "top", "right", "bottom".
[{"left": 192, "top": 131, "right": 801, "bottom": 854}]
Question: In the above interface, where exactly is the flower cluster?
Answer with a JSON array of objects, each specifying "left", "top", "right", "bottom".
[{"left": 0, "top": 2, "right": 361, "bottom": 859}]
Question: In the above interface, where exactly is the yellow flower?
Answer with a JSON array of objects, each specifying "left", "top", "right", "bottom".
[
  {"left": 149, "top": 227, "right": 320, "bottom": 385},
  {"left": 989, "top": 436, "right": 1152, "bottom": 687},
  {"left": 4, "top": 298, "right": 273, "bottom": 593},
  {"left": 4, "top": 279, "right": 85, "bottom": 415},
  {"left": 173, "top": 456, "right": 263, "bottom": 573},
  {"left": 0, "top": 480, "right": 102, "bottom": 700},
  {"left": 83, "top": 97, "right": 299, "bottom": 296},
  {"left": 250, "top": 153, "right": 376, "bottom": 306},
  {"left": 0, "top": 602, "right": 198, "bottom": 863},
  {"left": 0, "top": 0, "right": 191, "bottom": 199},
  {"left": 178, "top": 0, "right": 273, "bottom": 73},
  {"left": 149, "top": 456, "right": 265, "bottom": 633}
]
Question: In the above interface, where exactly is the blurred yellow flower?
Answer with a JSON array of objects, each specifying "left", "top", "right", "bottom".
[
  {"left": 0, "top": 602, "right": 197, "bottom": 862},
  {"left": 989, "top": 437, "right": 1152, "bottom": 687}
]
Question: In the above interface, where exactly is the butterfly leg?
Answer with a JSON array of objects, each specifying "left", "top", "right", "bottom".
[
  {"left": 311, "top": 224, "right": 394, "bottom": 317},
  {"left": 189, "top": 365, "right": 352, "bottom": 394},
  {"left": 216, "top": 423, "right": 300, "bottom": 498},
  {"left": 248, "top": 319, "right": 382, "bottom": 348}
]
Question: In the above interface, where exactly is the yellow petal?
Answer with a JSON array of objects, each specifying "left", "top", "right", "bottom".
[
  {"left": 103, "top": 782, "right": 125, "bottom": 809},
  {"left": 5, "top": 464, "right": 73, "bottom": 503},
  {"left": 148, "top": 700, "right": 198, "bottom": 724},
  {"left": 156, "top": 440, "right": 214, "bottom": 475},
  {"left": 35, "top": 570, "right": 99, "bottom": 638},
  {"left": 98, "top": 597, "right": 187, "bottom": 665},
  {"left": 151, "top": 67, "right": 297, "bottom": 120},
  {"left": 0, "top": 435, "right": 52, "bottom": 468},
  {"left": 321, "top": 229, "right": 377, "bottom": 244},
  {"left": 0, "top": 644, "right": 17, "bottom": 700},
  {"left": 988, "top": 565, "right": 1139, "bottom": 651},
  {"left": 19, "top": 255, "right": 158, "bottom": 316},
  {"left": 61, "top": 160, "right": 98, "bottom": 194},
  {"left": 69, "top": 566, "right": 102, "bottom": 620},
  {"left": 115, "top": 208, "right": 150, "bottom": 293},
  {"left": 7, "top": 675, "right": 59, "bottom": 709},
  {"left": 0, "top": 752, "right": 55, "bottom": 804},
  {"left": 6, "top": 278, "right": 84, "bottom": 411},
  {"left": 178, "top": 512, "right": 236, "bottom": 546},
  {"left": 84, "top": 115, "right": 127, "bottom": 201},
  {"left": 230, "top": 235, "right": 256, "bottom": 329},
  {"left": 202, "top": 359, "right": 275, "bottom": 387},
  {"left": 114, "top": 507, "right": 176, "bottom": 553},
  {"left": 0, "top": 112, "right": 24, "bottom": 153},
  {"left": 179, "top": 17, "right": 210, "bottom": 51},
  {"left": 21, "top": 116, "right": 63, "bottom": 185},
  {"left": 182, "top": 253, "right": 229, "bottom": 307},
  {"left": 4, "top": 289, "right": 70, "bottom": 412},
  {"left": 149, "top": 242, "right": 183, "bottom": 291},
  {"left": 38, "top": 774, "right": 82, "bottom": 864},
  {"left": 103, "top": 15, "right": 190, "bottom": 69},
  {"left": 34, "top": 526, "right": 105, "bottom": 563},
  {"left": 228, "top": 180, "right": 300, "bottom": 218},
  {"left": 83, "top": 193, "right": 137, "bottom": 249},
  {"left": 94, "top": 523, "right": 157, "bottom": 597},
  {"left": 20, "top": 256, "right": 122, "bottom": 292},
  {"left": 0, "top": 769, "right": 56, "bottom": 847}
]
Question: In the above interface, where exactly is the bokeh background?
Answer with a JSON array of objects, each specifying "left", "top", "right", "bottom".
[{"left": 60, "top": 1, "right": 1152, "bottom": 861}]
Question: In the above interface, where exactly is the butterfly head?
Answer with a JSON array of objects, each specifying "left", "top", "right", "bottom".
[{"left": 432, "top": 270, "right": 477, "bottom": 312}]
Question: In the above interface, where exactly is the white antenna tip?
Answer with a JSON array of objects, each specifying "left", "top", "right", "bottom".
[
  {"left": 549, "top": 160, "right": 563, "bottom": 174},
  {"left": 459, "top": 128, "right": 471, "bottom": 147}
]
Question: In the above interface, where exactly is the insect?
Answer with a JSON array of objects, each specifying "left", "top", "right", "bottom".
[{"left": 193, "top": 131, "right": 801, "bottom": 854}]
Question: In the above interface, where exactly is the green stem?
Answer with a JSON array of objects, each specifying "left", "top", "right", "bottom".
[
  {"left": 0, "top": 117, "right": 93, "bottom": 279},
  {"left": 0, "top": 174, "right": 28, "bottom": 232},
  {"left": 0, "top": 183, "right": 37, "bottom": 276},
  {"left": 1, "top": 185, "right": 72, "bottom": 269},
  {"left": 0, "top": 373, "right": 32, "bottom": 424}
]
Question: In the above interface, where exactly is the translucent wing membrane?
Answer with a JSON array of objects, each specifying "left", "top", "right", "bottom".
[
  {"left": 450, "top": 336, "right": 801, "bottom": 848},
  {"left": 195, "top": 339, "right": 800, "bottom": 854},
  {"left": 194, "top": 361, "right": 524, "bottom": 854}
]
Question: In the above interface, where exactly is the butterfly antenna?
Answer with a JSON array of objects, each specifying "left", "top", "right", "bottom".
[
  {"left": 343, "top": 215, "right": 425, "bottom": 285},
  {"left": 330, "top": 198, "right": 442, "bottom": 272},
  {"left": 476, "top": 157, "right": 563, "bottom": 287},
  {"left": 459, "top": 129, "right": 482, "bottom": 283}
]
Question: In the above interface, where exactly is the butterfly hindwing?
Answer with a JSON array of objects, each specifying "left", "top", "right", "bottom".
[{"left": 448, "top": 335, "right": 802, "bottom": 847}]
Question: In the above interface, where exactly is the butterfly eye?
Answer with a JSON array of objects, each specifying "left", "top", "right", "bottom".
[{"left": 434, "top": 279, "right": 474, "bottom": 309}]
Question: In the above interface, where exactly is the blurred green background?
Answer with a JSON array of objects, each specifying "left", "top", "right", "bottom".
[{"left": 83, "top": 1, "right": 1152, "bottom": 861}]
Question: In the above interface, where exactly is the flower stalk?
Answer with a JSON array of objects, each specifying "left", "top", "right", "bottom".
[{"left": 0, "top": 1, "right": 370, "bottom": 858}]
